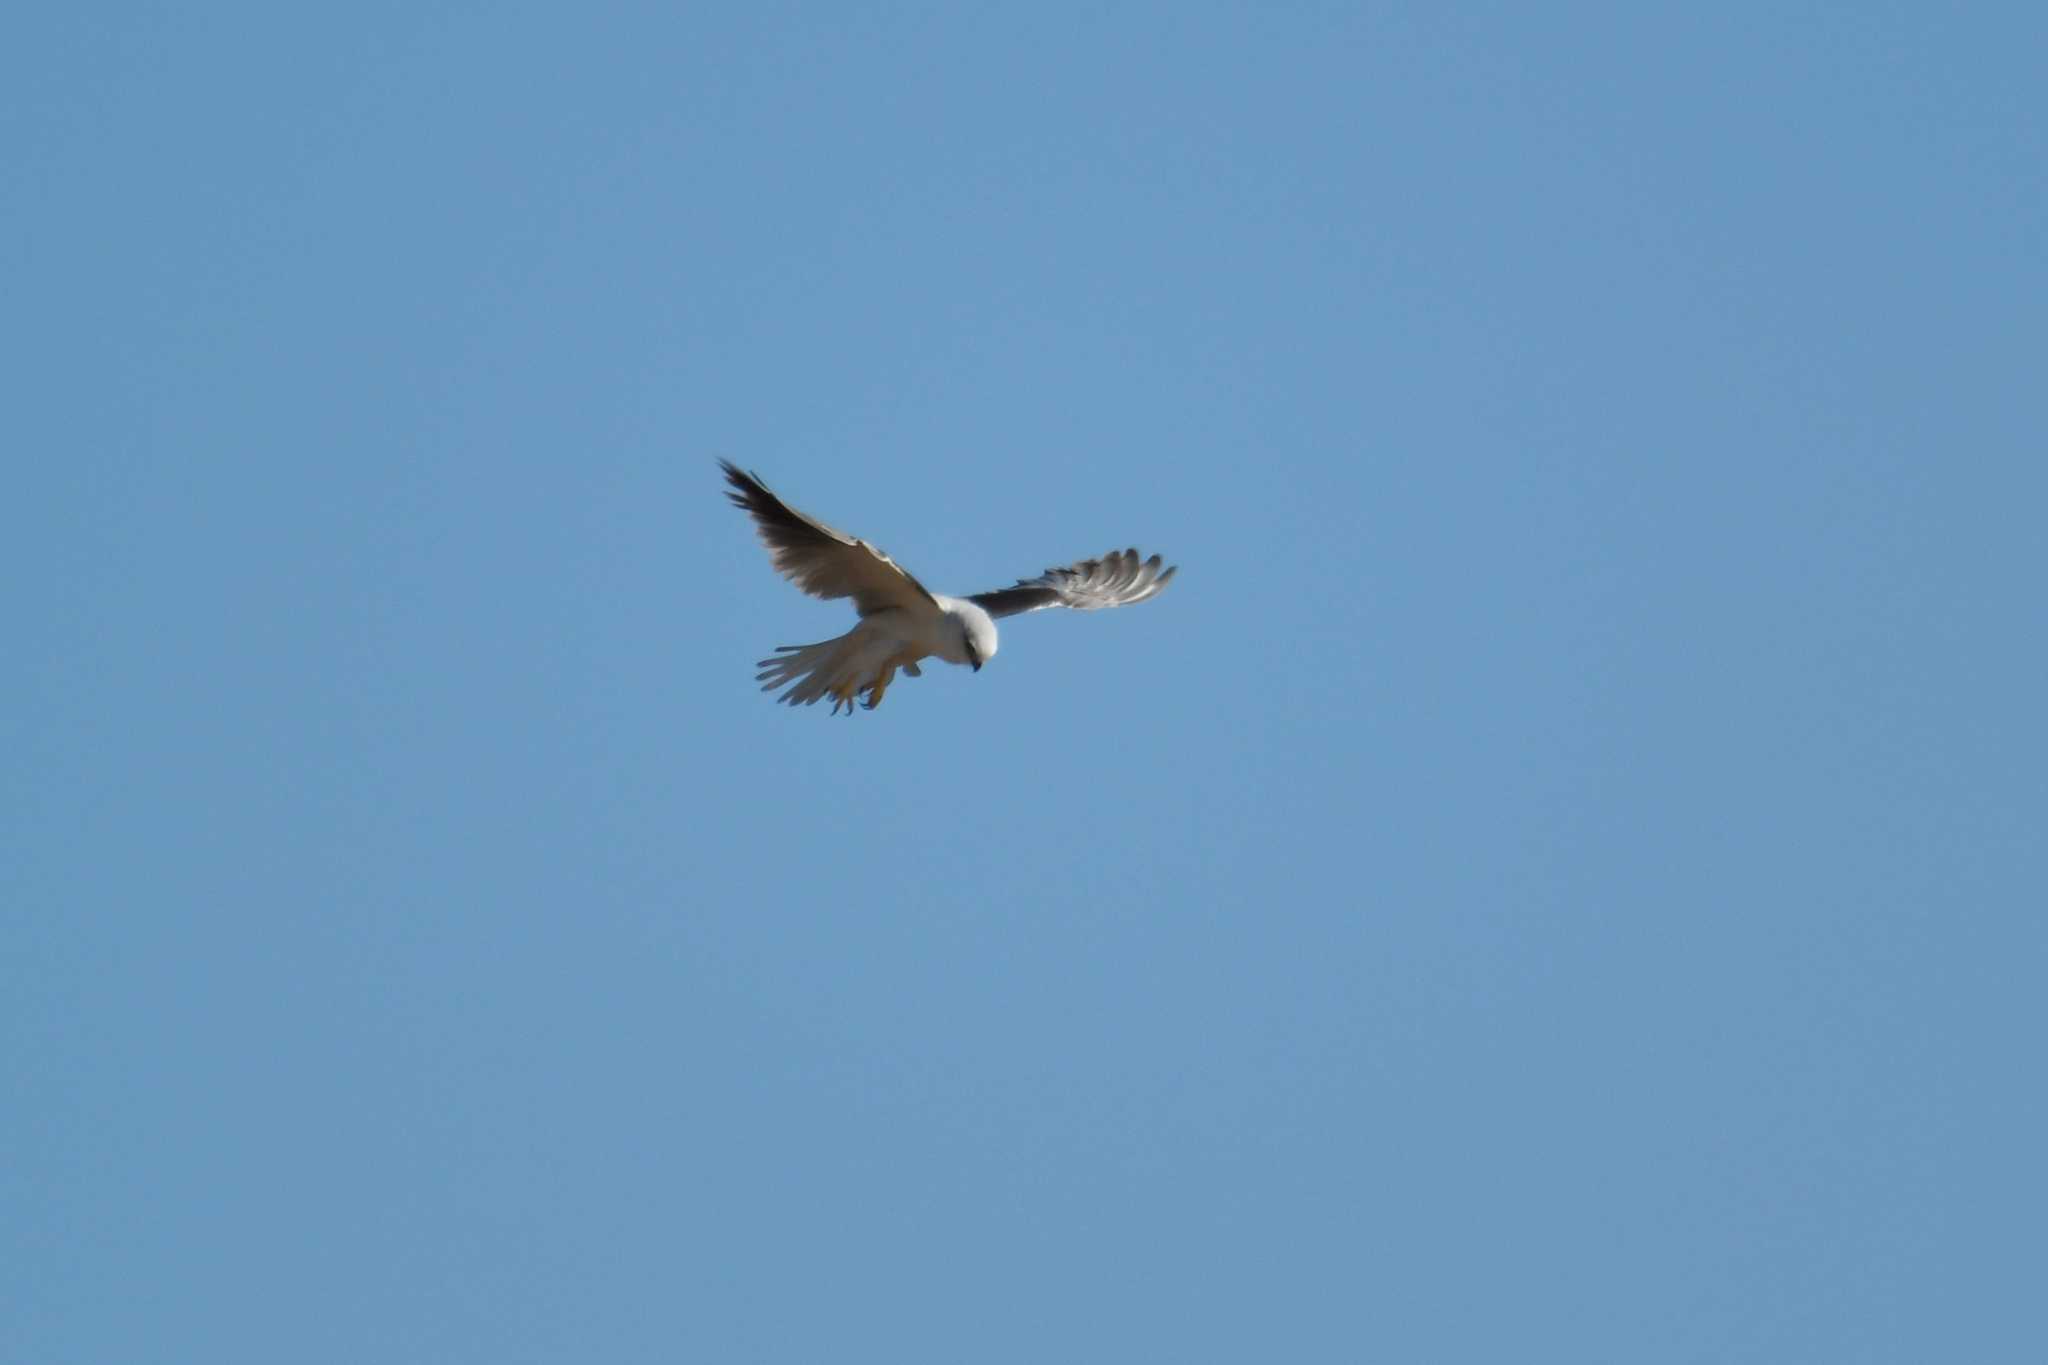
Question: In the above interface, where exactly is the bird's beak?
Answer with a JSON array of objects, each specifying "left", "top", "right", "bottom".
[{"left": 971, "top": 661, "right": 982, "bottom": 672}]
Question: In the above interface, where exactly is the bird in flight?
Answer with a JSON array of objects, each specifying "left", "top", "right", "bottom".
[{"left": 721, "top": 461, "right": 1176, "bottom": 714}]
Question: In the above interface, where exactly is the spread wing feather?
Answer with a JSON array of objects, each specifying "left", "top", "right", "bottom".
[
  {"left": 720, "top": 461, "right": 938, "bottom": 616},
  {"left": 968, "top": 548, "right": 1177, "bottom": 619}
]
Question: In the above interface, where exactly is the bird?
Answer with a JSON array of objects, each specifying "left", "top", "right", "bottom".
[{"left": 721, "top": 460, "right": 1176, "bottom": 714}]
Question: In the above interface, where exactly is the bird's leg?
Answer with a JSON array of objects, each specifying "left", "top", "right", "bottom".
[
  {"left": 861, "top": 663, "right": 899, "bottom": 710},
  {"left": 862, "top": 649, "right": 920, "bottom": 710}
]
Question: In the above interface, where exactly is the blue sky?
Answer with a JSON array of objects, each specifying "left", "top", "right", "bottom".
[{"left": 7, "top": 4, "right": 2044, "bottom": 1360}]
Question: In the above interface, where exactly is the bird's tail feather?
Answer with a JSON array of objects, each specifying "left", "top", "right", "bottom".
[{"left": 755, "top": 633, "right": 861, "bottom": 711}]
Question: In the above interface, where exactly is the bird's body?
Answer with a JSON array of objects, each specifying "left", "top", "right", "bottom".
[
  {"left": 752, "top": 595, "right": 991, "bottom": 711},
  {"left": 720, "top": 462, "right": 1173, "bottom": 713}
]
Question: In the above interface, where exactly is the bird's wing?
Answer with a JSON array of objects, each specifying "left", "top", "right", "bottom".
[
  {"left": 968, "top": 548, "right": 1177, "bottom": 619},
  {"left": 721, "top": 461, "right": 939, "bottom": 616}
]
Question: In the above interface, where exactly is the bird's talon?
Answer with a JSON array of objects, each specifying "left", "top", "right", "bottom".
[{"left": 827, "top": 675, "right": 865, "bottom": 715}]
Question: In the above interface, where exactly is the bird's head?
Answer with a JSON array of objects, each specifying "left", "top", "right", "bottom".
[{"left": 949, "top": 601, "right": 1000, "bottom": 672}]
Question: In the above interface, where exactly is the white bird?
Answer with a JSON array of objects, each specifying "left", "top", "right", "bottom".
[{"left": 721, "top": 461, "right": 1176, "bottom": 714}]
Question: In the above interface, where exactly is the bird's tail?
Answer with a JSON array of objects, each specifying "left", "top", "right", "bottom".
[{"left": 755, "top": 632, "right": 864, "bottom": 713}]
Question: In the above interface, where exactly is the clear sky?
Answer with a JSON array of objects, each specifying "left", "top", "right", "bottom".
[{"left": 7, "top": 4, "right": 2044, "bottom": 1361}]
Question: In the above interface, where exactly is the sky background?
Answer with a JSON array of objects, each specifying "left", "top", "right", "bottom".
[{"left": 7, "top": 4, "right": 2045, "bottom": 1361}]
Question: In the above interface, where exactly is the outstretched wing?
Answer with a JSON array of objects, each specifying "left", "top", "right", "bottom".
[
  {"left": 968, "top": 548, "right": 1177, "bottom": 619},
  {"left": 721, "top": 461, "right": 938, "bottom": 617}
]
